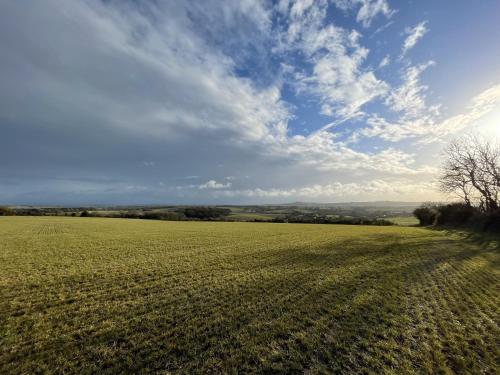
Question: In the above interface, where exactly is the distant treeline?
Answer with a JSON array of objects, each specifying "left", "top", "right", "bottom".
[
  {"left": 5, "top": 207, "right": 93, "bottom": 216},
  {"left": 0, "top": 207, "right": 15, "bottom": 216},
  {"left": 0, "top": 206, "right": 394, "bottom": 226},
  {"left": 1, "top": 206, "right": 232, "bottom": 220},
  {"left": 85, "top": 207, "right": 232, "bottom": 221},
  {"left": 269, "top": 213, "right": 393, "bottom": 226}
]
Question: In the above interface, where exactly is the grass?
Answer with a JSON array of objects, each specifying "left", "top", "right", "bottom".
[
  {"left": 1, "top": 217, "right": 498, "bottom": 374},
  {"left": 386, "top": 216, "right": 420, "bottom": 226}
]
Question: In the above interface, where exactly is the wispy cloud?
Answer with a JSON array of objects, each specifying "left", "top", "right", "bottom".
[
  {"left": 332, "top": 0, "right": 394, "bottom": 27},
  {"left": 356, "top": 0, "right": 394, "bottom": 27},
  {"left": 401, "top": 21, "right": 428, "bottom": 58},
  {"left": 356, "top": 84, "right": 500, "bottom": 143},
  {"left": 385, "top": 61, "right": 436, "bottom": 118},
  {"left": 378, "top": 55, "right": 390, "bottom": 68},
  {"left": 198, "top": 180, "right": 232, "bottom": 189},
  {"left": 424, "top": 84, "right": 500, "bottom": 143}
]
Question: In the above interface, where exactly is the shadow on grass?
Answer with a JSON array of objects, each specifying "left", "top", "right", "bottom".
[
  {"left": 426, "top": 225, "right": 500, "bottom": 250},
  {"left": 1, "top": 231, "right": 498, "bottom": 374}
]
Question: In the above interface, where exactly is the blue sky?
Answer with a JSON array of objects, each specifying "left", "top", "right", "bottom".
[{"left": 1, "top": 0, "right": 499, "bottom": 205}]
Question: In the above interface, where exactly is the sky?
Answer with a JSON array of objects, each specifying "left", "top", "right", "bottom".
[{"left": 1, "top": 0, "right": 499, "bottom": 205}]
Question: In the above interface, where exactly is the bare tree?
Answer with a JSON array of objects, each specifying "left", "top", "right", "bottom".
[{"left": 440, "top": 135, "right": 500, "bottom": 212}]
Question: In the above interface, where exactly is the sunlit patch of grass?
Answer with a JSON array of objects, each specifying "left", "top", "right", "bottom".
[{"left": 0, "top": 217, "right": 498, "bottom": 373}]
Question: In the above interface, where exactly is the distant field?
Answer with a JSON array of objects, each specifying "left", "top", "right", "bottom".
[
  {"left": 386, "top": 216, "right": 420, "bottom": 226},
  {"left": 1, "top": 217, "right": 498, "bottom": 373}
]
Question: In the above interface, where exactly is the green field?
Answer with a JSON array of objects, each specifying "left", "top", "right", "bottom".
[
  {"left": 386, "top": 216, "right": 420, "bottom": 226},
  {"left": 1, "top": 217, "right": 499, "bottom": 374}
]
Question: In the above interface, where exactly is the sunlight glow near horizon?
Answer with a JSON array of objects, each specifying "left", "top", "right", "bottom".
[{"left": 475, "top": 109, "right": 500, "bottom": 138}]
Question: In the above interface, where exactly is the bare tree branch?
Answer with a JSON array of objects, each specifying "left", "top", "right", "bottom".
[{"left": 439, "top": 134, "right": 499, "bottom": 212}]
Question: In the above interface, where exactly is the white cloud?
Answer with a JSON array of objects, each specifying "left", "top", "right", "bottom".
[
  {"left": 378, "top": 55, "right": 390, "bottom": 68},
  {"left": 355, "top": 115, "right": 432, "bottom": 142},
  {"left": 401, "top": 21, "right": 428, "bottom": 57},
  {"left": 289, "top": 0, "right": 316, "bottom": 18},
  {"left": 356, "top": 84, "right": 500, "bottom": 143},
  {"left": 274, "top": 2, "right": 389, "bottom": 121},
  {"left": 198, "top": 180, "right": 232, "bottom": 189},
  {"left": 331, "top": 0, "right": 353, "bottom": 11},
  {"left": 306, "top": 50, "right": 388, "bottom": 119},
  {"left": 356, "top": 0, "right": 394, "bottom": 27},
  {"left": 290, "top": 23, "right": 388, "bottom": 120},
  {"left": 385, "top": 61, "right": 436, "bottom": 119},
  {"left": 268, "top": 130, "right": 436, "bottom": 176},
  {"left": 423, "top": 84, "right": 500, "bottom": 143},
  {"left": 332, "top": 0, "right": 394, "bottom": 27},
  {"left": 212, "top": 178, "right": 438, "bottom": 201}
]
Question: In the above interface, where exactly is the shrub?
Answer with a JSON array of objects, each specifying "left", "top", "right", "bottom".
[
  {"left": 413, "top": 203, "right": 439, "bottom": 226},
  {"left": 434, "top": 203, "right": 477, "bottom": 226},
  {"left": 482, "top": 209, "right": 500, "bottom": 232}
]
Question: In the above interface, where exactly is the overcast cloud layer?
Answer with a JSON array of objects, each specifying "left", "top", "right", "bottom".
[{"left": 1, "top": 0, "right": 499, "bottom": 205}]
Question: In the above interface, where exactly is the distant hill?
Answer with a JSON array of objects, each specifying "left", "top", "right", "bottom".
[{"left": 277, "top": 201, "right": 422, "bottom": 208}]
